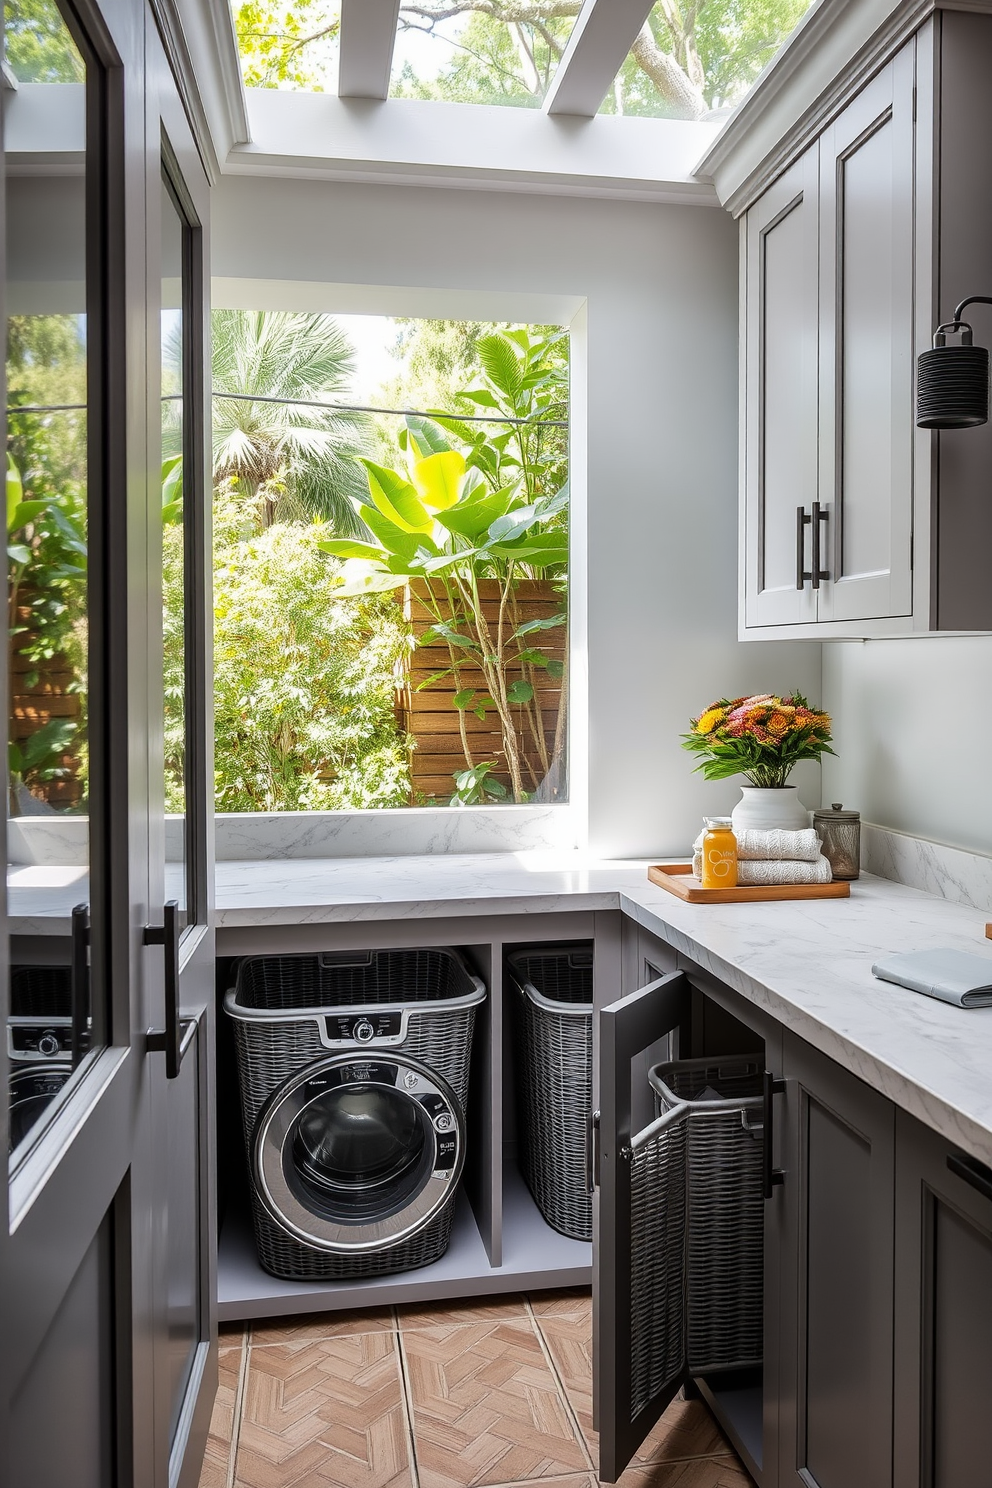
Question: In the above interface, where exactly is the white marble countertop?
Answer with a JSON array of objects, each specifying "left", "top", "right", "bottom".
[{"left": 11, "top": 850, "right": 992, "bottom": 1166}]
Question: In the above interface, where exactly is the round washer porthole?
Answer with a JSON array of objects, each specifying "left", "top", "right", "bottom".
[
  {"left": 8, "top": 1062, "right": 72, "bottom": 1153},
  {"left": 252, "top": 1052, "right": 465, "bottom": 1254}
]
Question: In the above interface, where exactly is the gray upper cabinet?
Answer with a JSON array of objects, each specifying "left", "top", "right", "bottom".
[
  {"left": 744, "top": 148, "right": 819, "bottom": 629},
  {"left": 736, "top": 6, "right": 992, "bottom": 638}
]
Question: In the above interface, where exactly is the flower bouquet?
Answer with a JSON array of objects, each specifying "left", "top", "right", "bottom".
[{"left": 681, "top": 693, "right": 834, "bottom": 787}]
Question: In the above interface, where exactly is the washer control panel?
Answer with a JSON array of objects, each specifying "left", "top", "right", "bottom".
[
  {"left": 321, "top": 1010, "right": 405, "bottom": 1048},
  {"left": 8, "top": 1017, "right": 73, "bottom": 1062}
]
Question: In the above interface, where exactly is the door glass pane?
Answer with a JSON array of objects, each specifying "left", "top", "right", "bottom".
[
  {"left": 161, "top": 176, "right": 188, "bottom": 922},
  {"left": 5, "top": 0, "right": 99, "bottom": 1163}
]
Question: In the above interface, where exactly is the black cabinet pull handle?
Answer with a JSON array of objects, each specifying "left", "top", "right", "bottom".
[
  {"left": 587, "top": 1109, "right": 601, "bottom": 1193},
  {"left": 811, "top": 501, "right": 830, "bottom": 588},
  {"left": 763, "top": 1071, "right": 786, "bottom": 1199},
  {"left": 796, "top": 506, "right": 812, "bottom": 589},
  {"left": 70, "top": 903, "right": 90, "bottom": 1071},
  {"left": 947, "top": 1152, "right": 992, "bottom": 1203},
  {"left": 145, "top": 901, "right": 192, "bottom": 1079}
]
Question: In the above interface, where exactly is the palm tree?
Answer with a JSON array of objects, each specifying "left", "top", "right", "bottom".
[{"left": 209, "top": 310, "right": 371, "bottom": 533}]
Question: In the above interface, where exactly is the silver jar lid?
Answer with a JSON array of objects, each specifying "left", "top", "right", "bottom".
[{"left": 813, "top": 802, "right": 860, "bottom": 822}]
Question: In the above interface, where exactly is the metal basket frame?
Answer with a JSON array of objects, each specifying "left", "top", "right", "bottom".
[
  {"left": 648, "top": 1056, "right": 765, "bottom": 1375},
  {"left": 508, "top": 944, "right": 593, "bottom": 1242}
]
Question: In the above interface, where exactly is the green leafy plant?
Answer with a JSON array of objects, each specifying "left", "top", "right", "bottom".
[
  {"left": 321, "top": 326, "right": 568, "bottom": 803},
  {"left": 8, "top": 718, "right": 79, "bottom": 810},
  {"left": 177, "top": 483, "right": 411, "bottom": 813},
  {"left": 203, "top": 310, "right": 371, "bottom": 532},
  {"left": 450, "top": 762, "right": 507, "bottom": 806}
]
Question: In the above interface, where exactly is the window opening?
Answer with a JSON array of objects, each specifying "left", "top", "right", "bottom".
[{"left": 201, "top": 312, "right": 569, "bottom": 813}]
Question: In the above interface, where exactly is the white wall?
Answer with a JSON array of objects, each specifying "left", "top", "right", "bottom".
[
  {"left": 211, "top": 176, "right": 821, "bottom": 857},
  {"left": 822, "top": 639, "right": 992, "bottom": 855}
]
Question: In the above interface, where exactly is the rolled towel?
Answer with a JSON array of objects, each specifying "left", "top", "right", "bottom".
[
  {"left": 692, "top": 853, "right": 832, "bottom": 885},
  {"left": 693, "top": 828, "right": 821, "bottom": 861}
]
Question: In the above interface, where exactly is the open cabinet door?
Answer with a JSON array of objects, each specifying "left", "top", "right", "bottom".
[{"left": 595, "top": 970, "right": 692, "bottom": 1483}]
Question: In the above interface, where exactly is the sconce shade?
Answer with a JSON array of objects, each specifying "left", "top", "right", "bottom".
[
  {"left": 917, "top": 344, "right": 989, "bottom": 427},
  {"left": 917, "top": 315, "right": 991, "bottom": 428}
]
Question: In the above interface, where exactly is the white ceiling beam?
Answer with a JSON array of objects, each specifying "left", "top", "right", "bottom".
[
  {"left": 544, "top": 0, "right": 656, "bottom": 118},
  {"left": 338, "top": 0, "right": 402, "bottom": 100}
]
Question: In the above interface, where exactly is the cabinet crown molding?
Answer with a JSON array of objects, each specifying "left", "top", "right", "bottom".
[{"left": 695, "top": 0, "right": 992, "bottom": 217}]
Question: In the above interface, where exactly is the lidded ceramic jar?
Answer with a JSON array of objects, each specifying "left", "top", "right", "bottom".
[{"left": 813, "top": 803, "right": 861, "bottom": 880}]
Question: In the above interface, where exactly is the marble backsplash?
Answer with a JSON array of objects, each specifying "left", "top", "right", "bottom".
[
  {"left": 862, "top": 823, "right": 992, "bottom": 912},
  {"left": 213, "top": 804, "right": 576, "bottom": 860}
]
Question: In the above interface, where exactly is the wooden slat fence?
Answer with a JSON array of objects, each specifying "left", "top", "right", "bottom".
[{"left": 395, "top": 578, "right": 566, "bottom": 804}]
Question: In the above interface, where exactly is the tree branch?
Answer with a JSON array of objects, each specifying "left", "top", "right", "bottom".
[{"left": 630, "top": 22, "right": 705, "bottom": 118}]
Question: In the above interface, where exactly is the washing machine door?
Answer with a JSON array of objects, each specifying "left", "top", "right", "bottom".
[
  {"left": 9, "top": 1063, "right": 73, "bottom": 1153},
  {"left": 253, "top": 1053, "right": 464, "bottom": 1253}
]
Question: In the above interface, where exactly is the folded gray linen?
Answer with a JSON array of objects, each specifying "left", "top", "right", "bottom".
[
  {"left": 692, "top": 853, "right": 832, "bottom": 885},
  {"left": 692, "top": 828, "right": 822, "bottom": 861},
  {"left": 871, "top": 949, "right": 992, "bottom": 1008}
]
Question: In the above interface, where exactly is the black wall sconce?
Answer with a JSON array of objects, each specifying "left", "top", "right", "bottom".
[{"left": 917, "top": 295, "right": 992, "bottom": 428}]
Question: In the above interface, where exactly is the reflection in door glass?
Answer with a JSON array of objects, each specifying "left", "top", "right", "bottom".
[
  {"left": 5, "top": 0, "right": 95, "bottom": 1159},
  {"left": 161, "top": 178, "right": 188, "bottom": 919}
]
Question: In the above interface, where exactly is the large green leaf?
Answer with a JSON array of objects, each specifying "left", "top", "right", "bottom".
[
  {"left": 361, "top": 503, "right": 436, "bottom": 563},
  {"left": 487, "top": 503, "right": 540, "bottom": 544},
  {"left": 7, "top": 454, "right": 23, "bottom": 528},
  {"left": 319, "top": 539, "right": 388, "bottom": 562},
  {"left": 358, "top": 458, "right": 434, "bottom": 535},
  {"left": 477, "top": 333, "right": 522, "bottom": 400},
  {"left": 413, "top": 451, "right": 465, "bottom": 511},
  {"left": 403, "top": 415, "right": 451, "bottom": 457},
  {"left": 514, "top": 613, "right": 567, "bottom": 637},
  {"left": 487, "top": 533, "right": 568, "bottom": 562},
  {"left": 436, "top": 486, "right": 514, "bottom": 541},
  {"left": 8, "top": 500, "right": 50, "bottom": 532}
]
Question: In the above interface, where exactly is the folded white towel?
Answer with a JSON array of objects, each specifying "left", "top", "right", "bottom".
[
  {"left": 692, "top": 828, "right": 822, "bottom": 861},
  {"left": 692, "top": 853, "right": 832, "bottom": 885}
]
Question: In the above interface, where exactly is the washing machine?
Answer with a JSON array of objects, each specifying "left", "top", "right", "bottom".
[
  {"left": 224, "top": 947, "right": 485, "bottom": 1280},
  {"left": 8, "top": 966, "right": 74, "bottom": 1153}
]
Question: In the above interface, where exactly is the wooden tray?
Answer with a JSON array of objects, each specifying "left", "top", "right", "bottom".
[{"left": 648, "top": 862, "right": 851, "bottom": 904}]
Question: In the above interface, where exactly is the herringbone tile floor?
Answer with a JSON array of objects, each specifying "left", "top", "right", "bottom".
[{"left": 201, "top": 1291, "right": 753, "bottom": 1488}]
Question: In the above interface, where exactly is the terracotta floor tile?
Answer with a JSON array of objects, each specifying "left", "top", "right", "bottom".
[
  {"left": 396, "top": 1294, "right": 529, "bottom": 1330},
  {"left": 625, "top": 1459, "right": 751, "bottom": 1488},
  {"left": 528, "top": 1290, "right": 592, "bottom": 1319},
  {"left": 536, "top": 1313, "right": 731, "bottom": 1467},
  {"left": 234, "top": 1334, "right": 412, "bottom": 1488},
  {"left": 250, "top": 1307, "right": 395, "bottom": 1346},
  {"left": 402, "top": 1319, "right": 590, "bottom": 1488},
  {"left": 198, "top": 1344, "right": 243, "bottom": 1488}
]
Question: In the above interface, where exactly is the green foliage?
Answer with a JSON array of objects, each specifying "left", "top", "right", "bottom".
[
  {"left": 6, "top": 315, "right": 89, "bottom": 805},
  {"left": 321, "top": 325, "right": 568, "bottom": 803},
  {"left": 4, "top": 0, "right": 85, "bottom": 83},
  {"left": 392, "top": 9, "right": 576, "bottom": 107},
  {"left": 233, "top": 0, "right": 340, "bottom": 89},
  {"left": 207, "top": 310, "right": 372, "bottom": 534},
  {"left": 450, "top": 762, "right": 507, "bottom": 805},
  {"left": 184, "top": 484, "right": 411, "bottom": 814}
]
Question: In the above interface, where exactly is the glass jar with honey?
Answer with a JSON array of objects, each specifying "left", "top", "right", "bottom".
[{"left": 701, "top": 817, "right": 738, "bottom": 888}]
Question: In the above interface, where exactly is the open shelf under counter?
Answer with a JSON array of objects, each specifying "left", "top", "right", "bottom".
[{"left": 217, "top": 1168, "right": 591, "bottom": 1322}]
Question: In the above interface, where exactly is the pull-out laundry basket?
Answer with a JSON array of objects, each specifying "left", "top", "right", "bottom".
[
  {"left": 648, "top": 1057, "right": 765, "bottom": 1375},
  {"left": 225, "top": 947, "right": 485, "bottom": 1281},
  {"left": 507, "top": 943, "right": 593, "bottom": 1241}
]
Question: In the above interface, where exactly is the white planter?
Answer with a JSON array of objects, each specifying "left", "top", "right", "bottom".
[{"left": 731, "top": 786, "right": 809, "bottom": 834}]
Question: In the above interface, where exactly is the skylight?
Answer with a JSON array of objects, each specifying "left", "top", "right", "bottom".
[
  {"left": 230, "top": 0, "right": 819, "bottom": 119},
  {"left": 389, "top": 3, "right": 580, "bottom": 108},
  {"left": 597, "top": 0, "right": 818, "bottom": 120}
]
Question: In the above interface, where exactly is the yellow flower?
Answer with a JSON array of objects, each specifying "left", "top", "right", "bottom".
[
  {"left": 696, "top": 709, "right": 723, "bottom": 734},
  {"left": 767, "top": 712, "right": 791, "bottom": 734}
]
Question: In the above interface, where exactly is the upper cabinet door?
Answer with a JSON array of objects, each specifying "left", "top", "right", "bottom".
[
  {"left": 594, "top": 970, "right": 691, "bottom": 1484},
  {"left": 743, "top": 147, "right": 820, "bottom": 629},
  {"left": 816, "top": 48, "right": 916, "bottom": 623}
]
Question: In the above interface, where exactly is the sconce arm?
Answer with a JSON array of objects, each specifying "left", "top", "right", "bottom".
[{"left": 951, "top": 295, "right": 992, "bottom": 326}]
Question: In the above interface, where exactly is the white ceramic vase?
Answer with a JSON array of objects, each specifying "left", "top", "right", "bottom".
[{"left": 731, "top": 785, "right": 809, "bottom": 834}]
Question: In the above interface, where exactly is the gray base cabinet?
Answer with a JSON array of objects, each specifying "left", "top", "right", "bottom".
[
  {"left": 775, "top": 1033, "right": 895, "bottom": 1488},
  {"left": 595, "top": 926, "right": 990, "bottom": 1487},
  {"left": 894, "top": 1111, "right": 992, "bottom": 1488}
]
